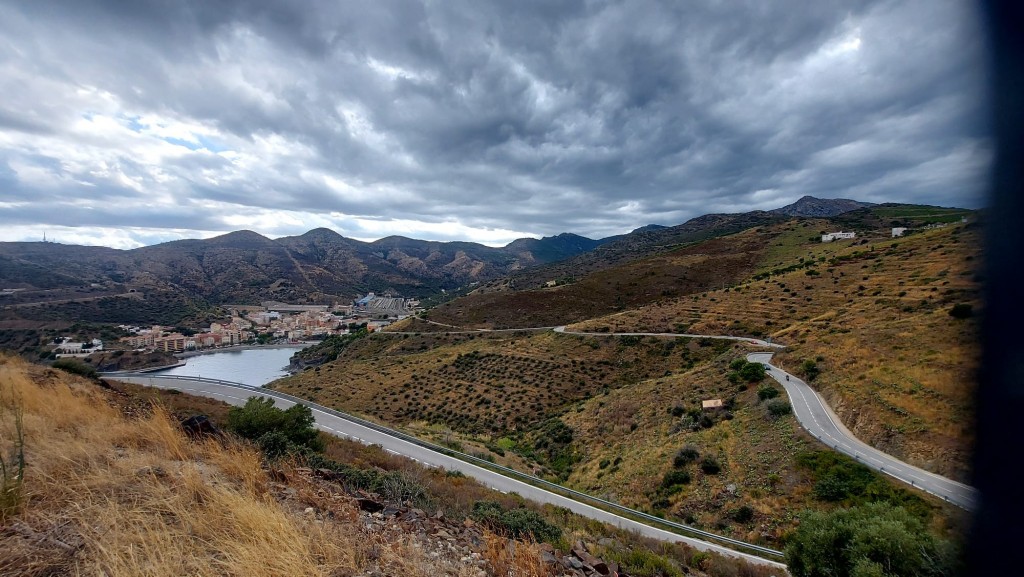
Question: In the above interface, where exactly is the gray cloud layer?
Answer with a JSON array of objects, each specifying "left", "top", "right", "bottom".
[{"left": 0, "top": 0, "right": 990, "bottom": 247}]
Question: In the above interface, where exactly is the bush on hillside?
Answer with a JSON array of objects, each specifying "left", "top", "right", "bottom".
[
  {"left": 738, "top": 361, "right": 767, "bottom": 382},
  {"left": 795, "top": 451, "right": 930, "bottom": 518},
  {"left": 471, "top": 501, "right": 561, "bottom": 543},
  {"left": 700, "top": 457, "right": 722, "bottom": 475},
  {"left": 661, "top": 470, "right": 692, "bottom": 489},
  {"left": 673, "top": 446, "right": 700, "bottom": 468},
  {"left": 785, "top": 503, "right": 960, "bottom": 577},
  {"left": 757, "top": 385, "right": 780, "bottom": 401},
  {"left": 226, "top": 397, "right": 324, "bottom": 454},
  {"left": 52, "top": 358, "right": 98, "bottom": 379},
  {"left": 730, "top": 505, "right": 754, "bottom": 523},
  {"left": 765, "top": 398, "right": 792, "bottom": 418},
  {"left": 801, "top": 359, "right": 821, "bottom": 382}
]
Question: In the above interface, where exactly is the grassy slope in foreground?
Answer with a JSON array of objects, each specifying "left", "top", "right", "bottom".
[
  {"left": 0, "top": 357, "right": 782, "bottom": 577},
  {"left": 0, "top": 357, "right": 496, "bottom": 576},
  {"left": 569, "top": 221, "right": 980, "bottom": 481}
]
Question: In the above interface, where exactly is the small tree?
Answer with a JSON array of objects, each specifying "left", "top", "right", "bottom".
[
  {"left": 758, "top": 385, "right": 781, "bottom": 401},
  {"left": 801, "top": 359, "right": 821, "bottom": 382},
  {"left": 785, "top": 502, "right": 959, "bottom": 577},
  {"left": 700, "top": 456, "right": 722, "bottom": 475},
  {"left": 226, "top": 397, "right": 323, "bottom": 454},
  {"left": 765, "top": 398, "right": 792, "bottom": 418},
  {"left": 738, "top": 362, "right": 767, "bottom": 382},
  {"left": 673, "top": 445, "right": 700, "bottom": 467}
]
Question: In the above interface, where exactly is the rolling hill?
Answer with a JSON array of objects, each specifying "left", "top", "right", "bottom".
[{"left": 0, "top": 229, "right": 613, "bottom": 306}]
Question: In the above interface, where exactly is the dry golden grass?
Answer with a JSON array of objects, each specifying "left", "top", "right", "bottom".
[
  {"left": 567, "top": 224, "right": 981, "bottom": 480},
  {"left": 560, "top": 348, "right": 820, "bottom": 545},
  {"left": 481, "top": 533, "right": 550, "bottom": 577},
  {"left": 0, "top": 356, "right": 490, "bottom": 577},
  {"left": 274, "top": 330, "right": 711, "bottom": 441}
]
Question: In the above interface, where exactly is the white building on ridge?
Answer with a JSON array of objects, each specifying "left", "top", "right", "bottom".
[{"left": 821, "top": 231, "right": 856, "bottom": 242}]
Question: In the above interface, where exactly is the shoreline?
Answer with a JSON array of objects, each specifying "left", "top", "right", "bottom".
[
  {"left": 173, "top": 343, "right": 310, "bottom": 359},
  {"left": 99, "top": 360, "right": 187, "bottom": 375}
]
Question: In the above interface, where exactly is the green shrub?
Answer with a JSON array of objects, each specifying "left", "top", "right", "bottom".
[
  {"left": 785, "top": 503, "right": 959, "bottom": 577},
  {"left": 661, "top": 470, "right": 692, "bottom": 489},
  {"left": 673, "top": 446, "right": 700, "bottom": 468},
  {"left": 765, "top": 398, "right": 792, "bottom": 417},
  {"left": 604, "top": 548, "right": 684, "bottom": 577},
  {"left": 795, "top": 451, "right": 930, "bottom": 518},
  {"left": 738, "top": 361, "right": 767, "bottom": 382},
  {"left": 700, "top": 457, "right": 721, "bottom": 475},
  {"left": 758, "top": 385, "right": 780, "bottom": 401},
  {"left": 226, "top": 397, "right": 324, "bottom": 454},
  {"left": 730, "top": 505, "right": 754, "bottom": 523},
  {"left": 306, "top": 454, "right": 427, "bottom": 505},
  {"left": 801, "top": 359, "right": 821, "bottom": 382},
  {"left": 52, "top": 358, "right": 98, "bottom": 379},
  {"left": 471, "top": 501, "right": 561, "bottom": 542}
]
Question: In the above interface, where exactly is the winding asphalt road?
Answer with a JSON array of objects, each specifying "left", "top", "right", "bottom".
[
  {"left": 109, "top": 321, "right": 975, "bottom": 569},
  {"left": 108, "top": 373, "right": 787, "bottom": 570},
  {"left": 746, "top": 352, "right": 977, "bottom": 510},
  {"left": 391, "top": 323, "right": 975, "bottom": 509}
]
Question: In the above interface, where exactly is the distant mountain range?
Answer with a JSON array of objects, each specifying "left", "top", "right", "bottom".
[
  {"left": 0, "top": 196, "right": 900, "bottom": 304},
  {"left": 0, "top": 228, "right": 618, "bottom": 302}
]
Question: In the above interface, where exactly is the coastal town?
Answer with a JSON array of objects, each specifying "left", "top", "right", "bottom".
[{"left": 51, "top": 293, "right": 418, "bottom": 356}]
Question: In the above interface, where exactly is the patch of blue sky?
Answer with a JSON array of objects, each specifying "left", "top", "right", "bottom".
[
  {"left": 122, "top": 115, "right": 144, "bottom": 132},
  {"left": 162, "top": 134, "right": 228, "bottom": 153}
]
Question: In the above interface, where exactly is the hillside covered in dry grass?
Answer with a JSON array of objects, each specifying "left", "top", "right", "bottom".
[
  {"left": 0, "top": 357, "right": 502, "bottom": 576},
  {"left": 268, "top": 211, "right": 977, "bottom": 553},
  {"left": 1, "top": 356, "right": 783, "bottom": 577},
  {"left": 569, "top": 222, "right": 981, "bottom": 481}
]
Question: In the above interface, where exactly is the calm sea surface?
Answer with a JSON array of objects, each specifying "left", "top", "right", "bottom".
[{"left": 151, "top": 346, "right": 306, "bottom": 387}]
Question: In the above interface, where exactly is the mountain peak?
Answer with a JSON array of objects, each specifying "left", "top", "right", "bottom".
[
  {"left": 207, "top": 230, "right": 272, "bottom": 244},
  {"left": 301, "top": 227, "right": 343, "bottom": 239},
  {"left": 773, "top": 196, "right": 874, "bottom": 217}
]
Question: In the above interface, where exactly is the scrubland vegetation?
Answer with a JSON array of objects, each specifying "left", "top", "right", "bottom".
[{"left": 1, "top": 355, "right": 779, "bottom": 576}]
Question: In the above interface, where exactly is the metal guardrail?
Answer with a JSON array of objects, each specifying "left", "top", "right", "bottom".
[{"left": 106, "top": 372, "right": 785, "bottom": 559}]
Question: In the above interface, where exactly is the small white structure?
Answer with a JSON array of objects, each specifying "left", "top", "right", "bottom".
[
  {"left": 892, "top": 227, "right": 908, "bottom": 237},
  {"left": 821, "top": 231, "right": 856, "bottom": 242},
  {"left": 702, "top": 399, "right": 724, "bottom": 411}
]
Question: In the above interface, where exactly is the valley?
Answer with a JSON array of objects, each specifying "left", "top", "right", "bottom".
[{"left": 1, "top": 199, "right": 979, "bottom": 572}]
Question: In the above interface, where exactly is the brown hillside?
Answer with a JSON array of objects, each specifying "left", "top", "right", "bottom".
[
  {"left": 426, "top": 228, "right": 775, "bottom": 329},
  {"left": 559, "top": 344, "right": 963, "bottom": 548},
  {"left": 568, "top": 223, "right": 981, "bottom": 480},
  {"left": 271, "top": 331, "right": 719, "bottom": 438},
  {"left": 0, "top": 357, "right": 494, "bottom": 576}
]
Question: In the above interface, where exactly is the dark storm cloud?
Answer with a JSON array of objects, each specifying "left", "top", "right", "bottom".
[{"left": 0, "top": 0, "right": 989, "bottom": 247}]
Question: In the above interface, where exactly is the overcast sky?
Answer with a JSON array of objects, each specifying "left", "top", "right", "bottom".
[{"left": 0, "top": 0, "right": 989, "bottom": 248}]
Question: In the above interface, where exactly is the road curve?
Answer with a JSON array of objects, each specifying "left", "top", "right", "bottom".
[
  {"left": 747, "top": 352, "right": 977, "bottom": 510},
  {"left": 384, "top": 323, "right": 975, "bottom": 509},
  {"left": 108, "top": 374, "right": 787, "bottom": 570}
]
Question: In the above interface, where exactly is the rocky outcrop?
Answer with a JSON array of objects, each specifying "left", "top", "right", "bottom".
[{"left": 277, "top": 466, "right": 637, "bottom": 577}]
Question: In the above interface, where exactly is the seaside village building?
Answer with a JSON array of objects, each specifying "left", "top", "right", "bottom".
[
  {"left": 821, "top": 231, "right": 856, "bottom": 242},
  {"left": 120, "top": 321, "right": 253, "bottom": 353}
]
